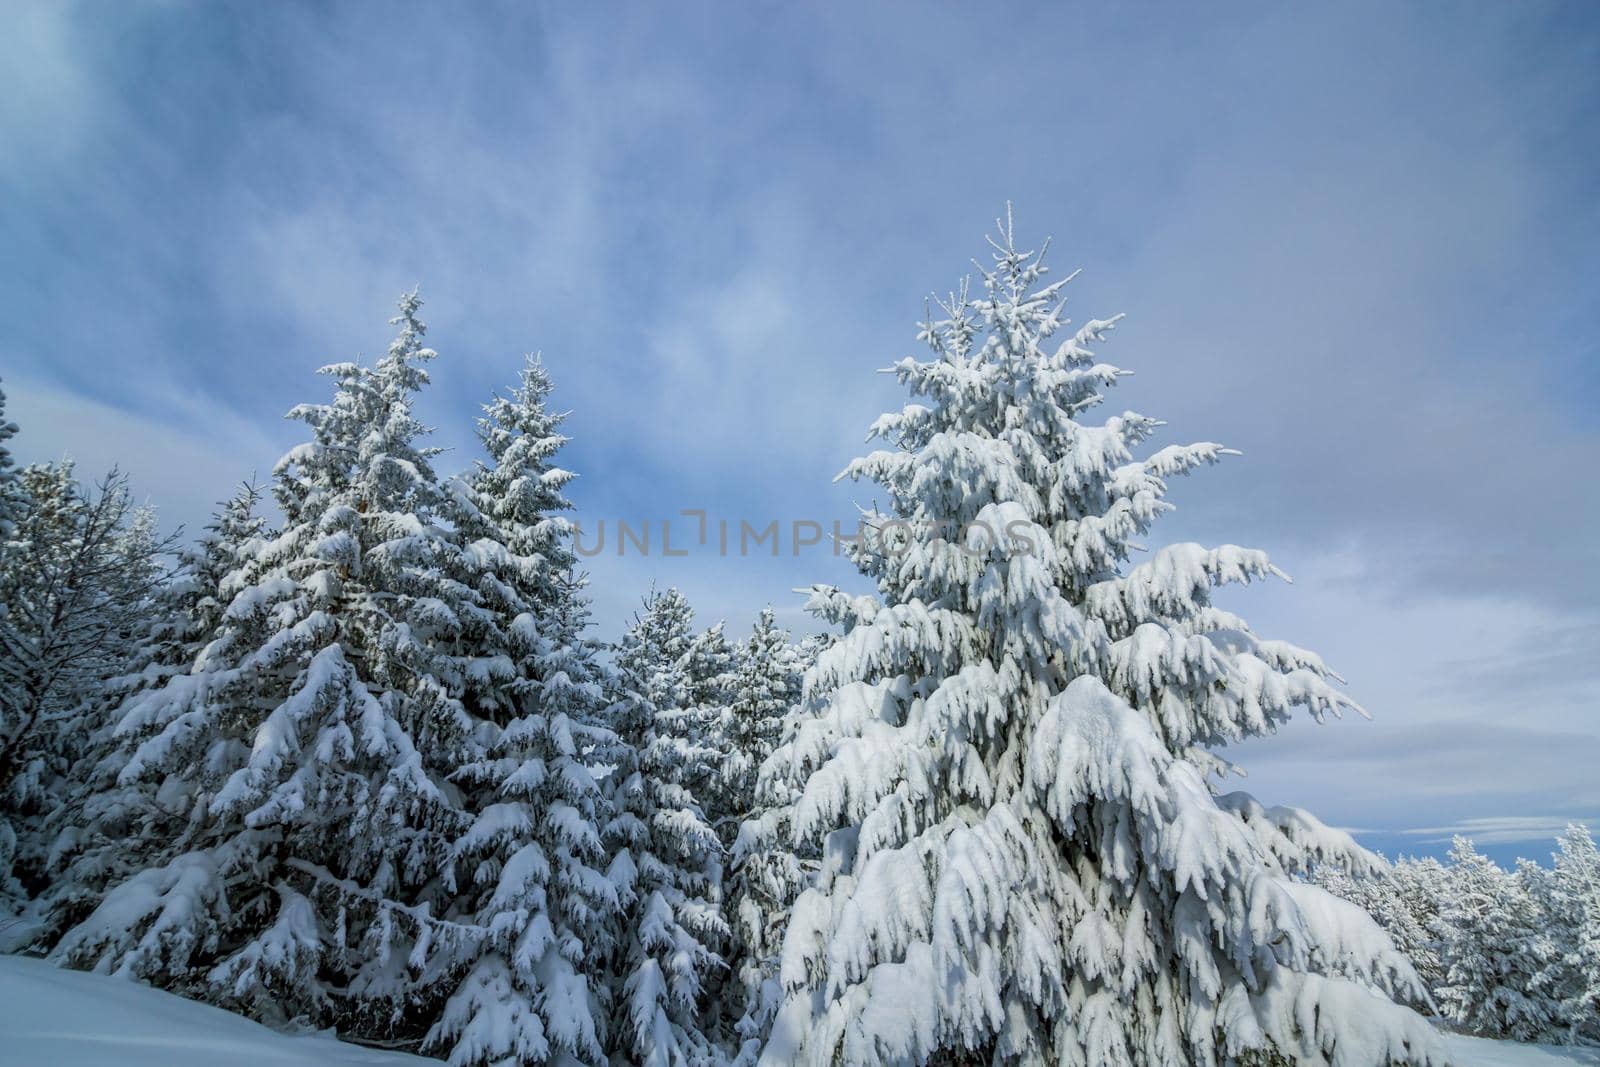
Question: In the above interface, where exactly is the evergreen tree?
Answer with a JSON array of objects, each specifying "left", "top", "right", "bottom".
[
  {"left": 716, "top": 609, "right": 800, "bottom": 841},
  {"left": 689, "top": 619, "right": 743, "bottom": 844},
  {"left": 31, "top": 483, "right": 270, "bottom": 943},
  {"left": 0, "top": 464, "right": 174, "bottom": 911},
  {"left": 51, "top": 293, "right": 475, "bottom": 1037},
  {"left": 1318, "top": 832, "right": 1600, "bottom": 1044},
  {"left": 607, "top": 587, "right": 728, "bottom": 1066},
  {"left": 1460, "top": 839, "right": 1568, "bottom": 1040},
  {"left": 757, "top": 214, "right": 1439, "bottom": 1066},
  {"left": 723, "top": 609, "right": 809, "bottom": 1062},
  {"left": 1537, "top": 825, "right": 1600, "bottom": 1042},
  {"left": 175, "top": 482, "right": 274, "bottom": 661},
  {"left": 450, "top": 356, "right": 578, "bottom": 643},
  {"left": 425, "top": 356, "right": 623, "bottom": 1067},
  {"left": 0, "top": 378, "right": 22, "bottom": 540},
  {"left": 1436, "top": 837, "right": 1558, "bottom": 1040}
]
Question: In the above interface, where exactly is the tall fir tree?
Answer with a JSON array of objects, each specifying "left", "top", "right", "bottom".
[
  {"left": 172, "top": 482, "right": 273, "bottom": 667},
  {"left": 607, "top": 587, "right": 728, "bottom": 1067},
  {"left": 756, "top": 214, "right": 1440, "bottom": 1066},
  {"left": 450, "top": 356, "right": 579, "bottom": 647},
  {"left": 50, "top": 294, "right": 476, "bottom": 1037},
  {"left": 717, "top": 609, "right": 800, "bottom": 843},
  {"left": 688, "top": 619, "right": 742, "bottom": 843},
  {"left": 426, "top": 356, "right": 624, "bottom": 1067},
  {"left": 723, "top": 608, "right": 808, "bottom": 1062}
]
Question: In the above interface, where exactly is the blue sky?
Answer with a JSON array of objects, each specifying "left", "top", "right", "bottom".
[{"left": 3, "top": 1, "right": 1597, "bottom": 865}]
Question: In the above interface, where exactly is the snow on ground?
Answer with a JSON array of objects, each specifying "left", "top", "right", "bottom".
[
  {"left": 1442, "top": 1034, "right": 1600, "bottom": 1066},
  {"left": 0, "top": 951, "right": 1596, "bottom": 1067},
  {"left": 0, "top": 953, "right": 438, "bottom": 1066}
]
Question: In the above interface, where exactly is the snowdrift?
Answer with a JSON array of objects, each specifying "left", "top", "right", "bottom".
[
  {"left": 0, "top": 951, "right": 1597, "bottom": 1066},
  {"left": 0, "top": 953, "right": 437, "bottom": 1066}
]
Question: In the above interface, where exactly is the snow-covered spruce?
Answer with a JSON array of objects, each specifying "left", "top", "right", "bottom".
[
  {"left": 723, "top": 609, "right": 810, "bottom": 1061},
  {"left": 717, "top": 609, "right": 803, "bottom": 847},
  {"left": 0, "top": 462, "right": 174, "bottom": 916},
  {"left": 606, "top": 587, "right": 728, "bottom": 1066},
  {"left": 1538, "top": 825, "right": 1600, "bottom": 1043},
  {"left": 756, "top": 214, "right": 1442, "bottom": 1066},
  {"left": 1437, "top": 838, "right": 1562, "bottom": 1042},
  {"left": 691, "top": 617, "right": 746, "bottom": 848},
  {"left": 49, "top": 294, "right": 474, "bottom": 1036},
  {"left": 0, "top": 378, "right": 22, "bottom": 540},
  {"left": 425, "top": 356, "right": 624, "bottom": 1067},
  {"left": 32, "top": 482, "right": 271, "bottom": 943}
]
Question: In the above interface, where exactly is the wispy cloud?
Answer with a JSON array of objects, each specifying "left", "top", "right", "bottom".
[
  {"left": 1399, "top": 816, "right": 1598, "bottom": 847},
  {"left": 0, "top": 4, "right": 96, "bottom": 176},
  {"left": 5, "top": 375, "right": 284, "bottom": 538}
]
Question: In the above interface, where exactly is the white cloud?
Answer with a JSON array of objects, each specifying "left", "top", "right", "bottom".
[
  {"left": 1220, "top": 545, "right": 1600, "bottom": 835},
  {"left": 0, "top": 3, "right": 95, "bottom": 174},
  {"left": 5, "top": 375, "right": 283, "bottom": 539},
  {"left": 1399, "top": 816, "right": 1598, "bottom": 847}
]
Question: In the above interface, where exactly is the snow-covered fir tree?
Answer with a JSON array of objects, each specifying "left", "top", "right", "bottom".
[
  {"left": 450, "top": 356, "right": 579, "bottom": 646},
  {"left": 0, "top": 379, "right": 22, "bottom": 540},
  {"left": 173, "top": 482, "right": 274, "bottom": 661},
  {"left": 607, "top": 587, "right": 728, "bottom": 1066},
  {"left": 718, "top": 609, "right": 801, "bottom": 841},
  {"left": 690, "top": 619, "right": 744, "bottom": 844},
  {"left": 723, "top": 609, "right": 810, "bottom": 1063},
  {"left": 1435, "top": 837, "right": 1559, "bottom": 1040},
  {"left": 1539, "top": 824, "right": 1600, "bottom": 1042},
  {"left": 85, "top": 481, "right": 271, "bottom": 760},
  {"left": 425, "top": 356, "right": 624, "bottom": 1067},
  {"left": 30, "top": 482, "right": 271, "bottom": 944},
  {"left": 755, "top": 213, "right": 1441, "bottom": 1066},
  {"left": 0, "top": 463, "right": 174, "bottom": 913},
  {"left": 49, "top": 293, "right": 476, "bottom": 1037}
]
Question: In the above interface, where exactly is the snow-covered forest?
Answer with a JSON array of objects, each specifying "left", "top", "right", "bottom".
[
  {"left": 2, "top": 218, "right": 1597, "bottom": 1066},
  {"left": 1317, "top": 829, "right": 1600, "bottom": 1047}
]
